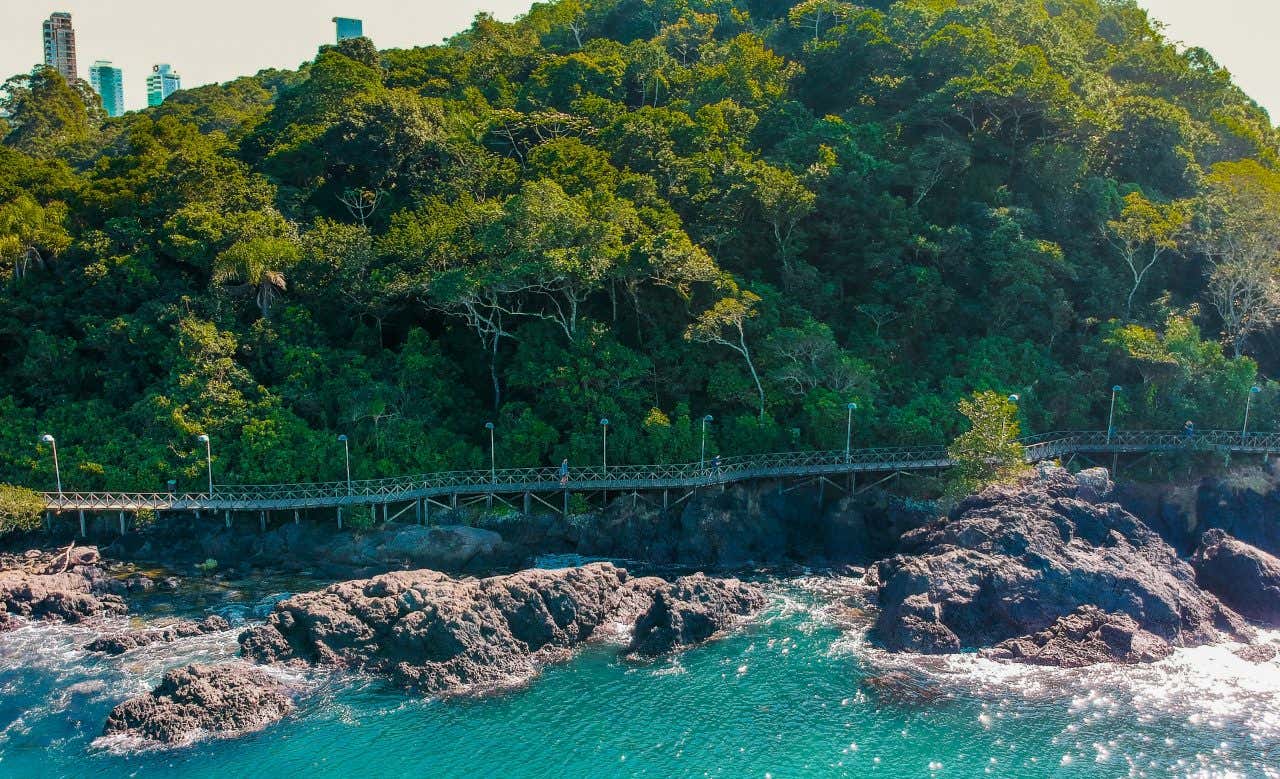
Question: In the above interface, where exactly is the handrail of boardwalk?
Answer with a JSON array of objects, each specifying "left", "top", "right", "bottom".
[{"left": 37, "top": 429, "right": 1280, "bottom": 513}]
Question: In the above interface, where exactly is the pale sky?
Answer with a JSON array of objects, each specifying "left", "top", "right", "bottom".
[{"left": 0, "top": 0, "right": 1275, "bottom": 118}]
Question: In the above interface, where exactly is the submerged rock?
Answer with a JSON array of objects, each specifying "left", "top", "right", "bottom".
[
  {"left": 85, "top": 615, "right": 231, "bottom": 655},
  {"left": 1234, "top": 643, "right": 1279, "bottom": 663},
  {"left": 102, "top": 663, "right": 291, "bottom": 746},
  {"left": 867, "top": 467, "right": 1249, "bottom": 655},
  {"left": 0, "top": 546, "right": 128, "bottom": 630},
  {"left": 1191, "top": 529, "right": 1280, "bottom": 626},
  {"left": 627, "top": 574, "right": 766, "bottom": 656},
  {"left": 240, "top": 563, "right": 763, "bottom": 695},
  {"left": 982, "top": 606, "right": 1172, "bottom": 667}
]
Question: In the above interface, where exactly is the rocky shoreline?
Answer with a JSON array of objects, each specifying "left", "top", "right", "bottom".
[{"left": 6, "top": 464, "right": 1280, "bottom": 749}]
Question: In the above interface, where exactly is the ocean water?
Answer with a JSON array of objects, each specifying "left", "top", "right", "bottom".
[{"left": 1, "top": 573, "right": 1277, "bottom": 778}]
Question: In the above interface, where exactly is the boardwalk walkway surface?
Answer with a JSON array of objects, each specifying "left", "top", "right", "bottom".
[{"left": 38, "top": 429, "right": 1280, "bottom": 515}]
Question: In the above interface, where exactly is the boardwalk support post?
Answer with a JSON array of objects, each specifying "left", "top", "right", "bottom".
[
  {"left": 259, "top": 511, "right": 266, "bottom": 533},
  {"left": 337, "top": 507, "right": 343, "bottom": 530},
  {"left": 294, "top": 509, "right": 300, "bottom": 525},
  {"left": 118, "top": 511, "right": 126, "bottom": 535},
  {"left": 423, "top": 499, "right": 430, "bottom": 526},
  {"left": 563, "top": 489, "right": 569, "bottom": 518},
  {"left": 224, "top": 510, "right": 231, "bottom": 530},
  {"left": 78, "top": 509, "right": 86, "bottom": 538},
  {"left": 415, "top": 498, "right": 422, "bottom": 525},
  {"left": 382, "top": 503, "right": 388, "bottom": 524},
  {"left": 523, "top": 492, "right": 531, "bottom": 515},
  {"left": 663, "top": 489, "right": 668, "bottom": 510},
  {"left": 450, "top": 493, "right": 458, "bottom": 510}
]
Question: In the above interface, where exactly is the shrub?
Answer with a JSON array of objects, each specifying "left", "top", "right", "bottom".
[{"left": 0, "top": 483, "right": 44, "bottom": 536}]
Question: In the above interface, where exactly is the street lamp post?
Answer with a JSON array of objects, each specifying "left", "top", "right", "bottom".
[
  {"left": 39, "top": 434, "right": 62, "bottom": 497},
  {"left": 700, "top": 414, "right": 713, "bottom": 470},
  {"left": 1243, "top": 385, "right": 1262, "bottom": 444},
  {"left": 844, "top": 402, "right": 858, "bottom": 464},
  {"left": 1107, "top": 385, "right": 1122, "bottom": 445},
  {"left": 196, "top": 434, "right": 213, "bottom": 498},
  {"left": 600, "top": 419, "right": 609, "bottom": 474},
  {"left": 1001, "top": 394, "right": 1020, "bottom": 442},
  {"left": 338, "top": 434, "right": 351, "bottom": 495},
  {"left": 600, "top": 418, "right": 610, "bottom": 504}
]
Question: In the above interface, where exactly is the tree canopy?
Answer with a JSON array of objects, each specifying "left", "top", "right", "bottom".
[{"left": 2, "top": 0, "right": 1279, "bottom": 492}]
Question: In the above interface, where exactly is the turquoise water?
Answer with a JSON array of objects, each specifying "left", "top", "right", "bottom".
[{"left": 1, "top": 573, "right": 1277, "bottom": 778}]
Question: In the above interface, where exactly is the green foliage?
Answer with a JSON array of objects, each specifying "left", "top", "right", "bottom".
[
  {"left": 1, "top": 0, "right": 1278, "bottom": 491},
  {"left": 0, "top": 484, "right": 43, "bottom": 535},
  {"left": 945, "top": 391, "right": 1028, "bottom": 499}
]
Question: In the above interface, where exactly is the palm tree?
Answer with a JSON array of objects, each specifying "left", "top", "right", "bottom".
[{"left": 212, "top": 236, "right": 301, "bottom": 318}]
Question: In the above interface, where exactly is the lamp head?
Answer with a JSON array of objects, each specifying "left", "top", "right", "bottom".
[
  {"left": 1251, "top": 385, "right": 1262, "bottom": 394},
  {"left": 847, "top": 402, "right": 857, "bottom": 410},
  {"left": 703, "top": 414, "right": 713, "bottom": 423},
  {"left": 485, "top": 422, "right": 495, "bottom": 430},
  {"left": 39, "top": 434, "right": 54, "bottom": 444},
  {"left": 1008, "top": 394, "right": 1020, "bottom": 403},
  {"left": 1112, "top": 385, "right": 1122, "bottom": 393},
  {"left": 338, "top": 434, "right": 348, "bottom": 442},
  {"left": 196, "top": 434, "right": 209, "bottom": 444},
  {"left": 600, "top": 418, "right": 609, "bottom": 426}
]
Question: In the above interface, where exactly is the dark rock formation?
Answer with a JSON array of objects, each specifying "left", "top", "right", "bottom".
[
  {"left": 240, "top": 563, "right": 764, "bottom": 695},
  {"left": 473, "top": 485, "right": 935, "bottom": 567},
  {"left": 867, "top": 467, "right": 1249, "bottom": 655},
  {"left": 0, "top": 546, "right": 128, "bottom": 629},
  {"left": 982, "top": 606, "right": 1173, "bottom": 667},
  {"left": 1115, "top": 471, "right": 1280, "bottom": 557},
  {"left": 85, "top": 616, "right": 231, "bottom": 655},
  {"left": 108, "top": 520, "right": 527, "bottom": 579},
  {"left": 1192, "top": 529, "right": 1280, "bottom": 626},
  {"left": 627, "top": 574, "right": 766, "bottom": 656},
  {"left": 102, "top": 663, "right": 291, "bottom": 746}
]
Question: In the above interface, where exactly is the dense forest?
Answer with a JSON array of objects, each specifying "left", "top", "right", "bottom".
[{"left": 2, "top": 0, "right": 1280, "bottom": 492}]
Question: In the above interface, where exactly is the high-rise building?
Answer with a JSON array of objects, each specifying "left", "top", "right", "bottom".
[
  {"left": 333, "top": 17, "right": 363, "bottom": 42},
  {"left": 89, "top": 60, "right": 125, "bottom": 117},
  {"left": 42, "top": 12, "right": 78, "bottom": 82},
  {"left": 146, "top": 64, "right": 181, "bottom": 106}
]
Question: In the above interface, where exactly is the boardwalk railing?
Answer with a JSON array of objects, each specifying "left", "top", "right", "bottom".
[{"left": 37, "top": 429, "right": 1280, "bottom": 513}]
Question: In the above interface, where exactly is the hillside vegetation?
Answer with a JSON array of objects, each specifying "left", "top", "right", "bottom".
[{"left": 2, "top": 0, "right": 1279, "bottom": 491}]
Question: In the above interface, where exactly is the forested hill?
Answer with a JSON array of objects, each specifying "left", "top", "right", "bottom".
[{"left": 2, "top": 0, "right": 1279, "bottom": 491}]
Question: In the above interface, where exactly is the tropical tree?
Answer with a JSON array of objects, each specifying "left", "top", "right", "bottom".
[
  {"left": 945, "top": 390, "right": 1028, "bottom": 499},
  {"left": 1104, "top": 191, "right": 1190, "bottom": 319},
  {"left": 686, "top": 279, "right": 767, "bottom": 419},
  {"left": 212, "top": 235, "right": 302, "bottom": 318}
]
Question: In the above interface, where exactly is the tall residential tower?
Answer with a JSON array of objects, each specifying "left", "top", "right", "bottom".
[
  {"left": 42, "top": 12, "right": 78, "bottom": 81},
  {"left": 146, "top": 64, "right": 181, "bottom": 106},
  {"left": 89, "top": 61, "right": 125, "bottom": 117},
  {"left": 333, "top": 17, "right": 363, "bottom": 42}
]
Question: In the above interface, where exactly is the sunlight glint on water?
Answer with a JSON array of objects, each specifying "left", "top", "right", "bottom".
[{"left": 0, "top": 576, "right": 1276, "bottom": 778}]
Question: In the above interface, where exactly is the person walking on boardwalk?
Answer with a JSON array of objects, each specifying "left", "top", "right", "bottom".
[
  {"left": 559, "top": 458, "right": 570, "bottom": 487},
  {"left": 1183, "top": 420, "right": 1195, "bottom": 442},
  {"left": 712, "top": 454, "right": 721, "bottom": 480}
]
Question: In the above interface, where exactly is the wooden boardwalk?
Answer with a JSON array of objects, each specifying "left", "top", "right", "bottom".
[{"left": 37, "top": 430, "right": 1280, "bottom": 524}]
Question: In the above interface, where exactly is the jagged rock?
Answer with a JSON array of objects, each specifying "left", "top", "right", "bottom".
[
  {"left": 982, "top": 606, "right": 1173, "bottom": 667},
  {"left": 1, "top": 547, "right": 128, "bottom": 630},
  {"left": 627, "top": 574, "right": 766, "bottom": 656},
  {"left": 1234, "top": 643, "right": 1278, "bottom": 663},
  {"left": 1192, "top": 529, "right": 1280, "bottom": 626},
  {"left": 85, "top": 616, "right": 231, "bottom": 655},
  {"left": 102, "top": 663, "right": 291, "bottom": 746},
  {"left": 240, "top": 563, "right": 763, "bottom": 695},
  {"left": 867, "top": 468, "right": 1249, "bottom": 655}
]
